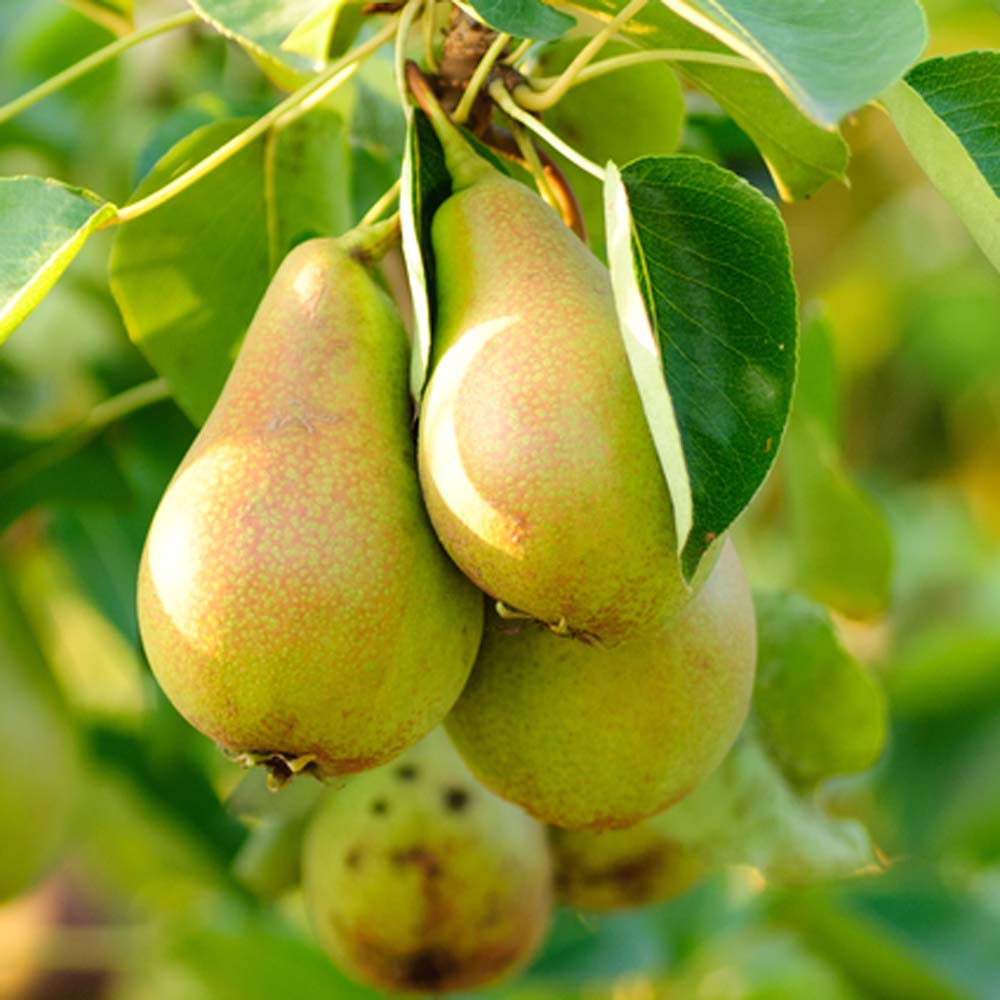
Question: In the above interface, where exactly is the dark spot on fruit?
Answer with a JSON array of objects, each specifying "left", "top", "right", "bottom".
[
  {"left": 371, "top": 798, "right": 389, "bottom": 816},
  {"left": 345, "top": 848, "right": 363, "bottom": 870},
  {"left": 390, "top": 846, "right": 441, "bottom": 878},
  {"left": 397, "top": 947, "right": 458, "bottom": 990},
  {"left": 444, "top": 787, "right": 470, "bottom": 812},
  {"left": 396, "top": 764, "right": 419, "bottom": 782}
]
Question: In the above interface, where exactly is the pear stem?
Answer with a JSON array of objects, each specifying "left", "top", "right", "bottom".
[
  {"left": 340, "top": 215, "right": 402, "bottom": 266},
  {"left": 404, "top": 61, "right": 495, "bottom": 190},
  {"left": 488, "top": 78, "right": 605, "bottom": 181},
  {"left": 359, "top": 179, "right": 402, "bottom": 227},
  {"left": 452, "top": 30, "right": 510, "bottom": 125}
]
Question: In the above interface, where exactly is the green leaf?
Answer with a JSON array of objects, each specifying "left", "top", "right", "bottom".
[
  {"left": 783, "top": 316, "right": 893, "bottom": 619},
  {"left": 561, "top": 0, "right": 849, "bottom": 200},
  {"left": 109, "top": 114, "right": 352, "bottom": 423},
  {"left": 188, "top": 0, "right": 329, "bottom": 67},
  {"left": 661, "top": 0, "right": 926, "bottom": 126},
  {"left": 465, "top": 0, "right": 575, "bottom": 40},
  {"left": 881, "top": 52, "right": 1000, "bottom": 273},
  {"left": 607, "top": 155, "right": 797, "bottom": 577},
  {"left": 0, "top": 176, "right": 115, "bottom": 344},
  {"left": 754, "top": 591, "right": 888, "bottom": 788},
  {"left": 656, "top": 729, "right": 876, "bottom": 884}
]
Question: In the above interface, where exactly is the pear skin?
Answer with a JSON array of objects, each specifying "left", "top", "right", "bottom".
[
  {"left": 415, "top": 88, "right": 684, "bottom": 644},
  {"left": 138, "top": 233, "right": 483, "bottom": 782},
  {"left": 302, "top": 729, "right": 553, "bottom": 993},
  {"left": 550, "top": 819, "right": 704, "bottom": 912},
  {"left": 446, "top": 540, "right": 756, "bottom": 829}
]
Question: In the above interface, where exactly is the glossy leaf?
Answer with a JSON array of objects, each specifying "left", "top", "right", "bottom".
[
  {"left": 661, "top": 0, "right": 926, "bottom": 126},
  {"left": 561, "top": 0, "right": 849, "bottom": 200},
  {"left": 466, "top": 0, "right": 575, "bottom": 40},
  {"left": 608, "top": 155, "right": 797, "bottom": 577},
  {"left": 882, "top": 52, "right": 1000, "bottom": 272},
  {"left": 0, "top": 176, "right": 115, "bottom": 344}
]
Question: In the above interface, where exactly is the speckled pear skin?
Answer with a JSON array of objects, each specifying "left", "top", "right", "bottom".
[
  {"left": 418, "top": 140, "right": 685, "bottom": 644},
  {"left": 137, "top": 237, "right": 484, "bottom": 781},
  {"left": 445, "top": 540, "right": 756, "bottom": 830},
  {"left": 302, "top": 729, "right": 553, "bottom": 994},
  {"left": 549, "top": 818, "right": 704, "bottom": 912}
]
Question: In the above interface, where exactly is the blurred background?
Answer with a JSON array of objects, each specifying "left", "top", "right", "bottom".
[{"left": 1, "top": 1, "right": 1000, "bottom": 997}]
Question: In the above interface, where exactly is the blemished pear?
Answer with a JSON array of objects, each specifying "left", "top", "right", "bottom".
[
  {"left": 302, "top": 729, "right": 553, "bottom": 994},
  {"left": 446, "top": 540, "right": 756, "bottom": 829},
  {"left": 414, "top": 72, "right": 685, "bottom": 644},
  {"left": 137, "top": 230, "right": 483, "bottom": 783},
  {"left": 550, "top": 818, "right": 704, "bottom": 912}
]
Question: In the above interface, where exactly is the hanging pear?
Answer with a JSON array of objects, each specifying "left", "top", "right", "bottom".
[
  {"left": 302, "top": 729, "right": 553, "bottom": 993},
  {"left": 138, "top": 225, "right": 483, "bottom": 783},
  {"left": 411, "top": 66, "right": 685, "bottom": 644},
  {"left": 446, "top": 540, "right": 756, "bottom": 829}
]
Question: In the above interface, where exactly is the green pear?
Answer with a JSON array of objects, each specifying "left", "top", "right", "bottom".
[
  {"left": 414, "top": 76, "right": 685, "bottom": 644},
  {"left": 550, "top": 819, "right": 703, "bottom": 912},
  {"left": 753, "top": 592, "right": 887, "bottom": 789},
  {"left": 445, "top": 540, "right": 756, "bottom": 829},
  {"left": 138, "top": 228, "right": 483, "bottom": 783},
  {"left": 0, "top": 568, "right": 78, "bottom": 901},
  {"left": 302, "top": 729, "right": 553, "bottom": 994}
]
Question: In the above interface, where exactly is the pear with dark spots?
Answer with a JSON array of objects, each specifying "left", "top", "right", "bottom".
[
  {"left": 413, "top": 69, "right": 686, "bottom": 644},
  {"left": 137, "top": 229, "right": 483, "bottom": 782},
  {"left": 550, "top": 818, "right": 704, "bottom": 912},
  {"left": 302, "top": 729, "right": 553, "bottom": 994},
  {"left": 446, "top": 540, "right": 756, "bottom": 829}
]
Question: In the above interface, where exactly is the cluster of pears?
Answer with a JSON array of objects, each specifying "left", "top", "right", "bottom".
[{"left": 136, "top": 65, "right": 757, "bottom": 989}]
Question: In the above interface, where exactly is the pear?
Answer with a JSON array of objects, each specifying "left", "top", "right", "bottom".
[
  {"left": 550, "top": 819, "right": 704, "bottom": 912},
  {"left": 302, "top": 729, "right": 553, "bottom": 994},
  {"left": 138, "top": 228, "right": 483, "bottom": 783},
  {"left": 445, "top": 540, "right": 756, "bottom": 829},
  {"left": 0, "top": 568, "right": 77, "bottom": 901},
  {"left": 413, "top": 69, "right": 684, "bottom": 644}
]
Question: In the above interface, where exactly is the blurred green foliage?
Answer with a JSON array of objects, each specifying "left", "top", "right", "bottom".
[{"left": 0, "top": 2, "right": 999, "bottom": 999}]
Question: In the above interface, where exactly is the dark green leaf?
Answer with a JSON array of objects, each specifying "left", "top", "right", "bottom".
[
  {"left": 609, "top": 155, "right": 797, "bottom": 577},
  {"left": 882, "top": 52, "right": 1000, "bottom": 272}
]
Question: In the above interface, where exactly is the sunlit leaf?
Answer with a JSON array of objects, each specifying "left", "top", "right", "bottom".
[{"left": 0, "top": 177, "right": 114, "bottom": 344}]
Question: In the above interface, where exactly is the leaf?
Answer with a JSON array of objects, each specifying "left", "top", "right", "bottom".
[
  {"left": 187, "top": 0, "right": 331, "bottom": 74},
  {"left": 660, "top": 0, "right": 927, "bottom": 126},
  {"left": 465, "top": 0, "right": 575, "bottom": 40},
  {"left": 656, "top": 729, "right": 877, "bottom": 884},
  {"left": 401, "top": 111, "right": 454, "bottom": 398},
  {"left": 881, "top": 51, "right": 1000, "bottom": 273},
  {"left": 784, "top": 316, "right": 893, "bottom": 619},
  {"left": 0, "top": 176, "right": 115, "bottom": 344},
  {"left": 607, "top": 155, "right": 797, "bottom": 578},
  {"left": 109, "top": 113, "right": 352, "bottom": 423},
  {"left": 560, "top": 0, "right": 849, "bottom": 200},
  {"left": 754, "top": 591, "right": 888, "bottom": 788}
]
